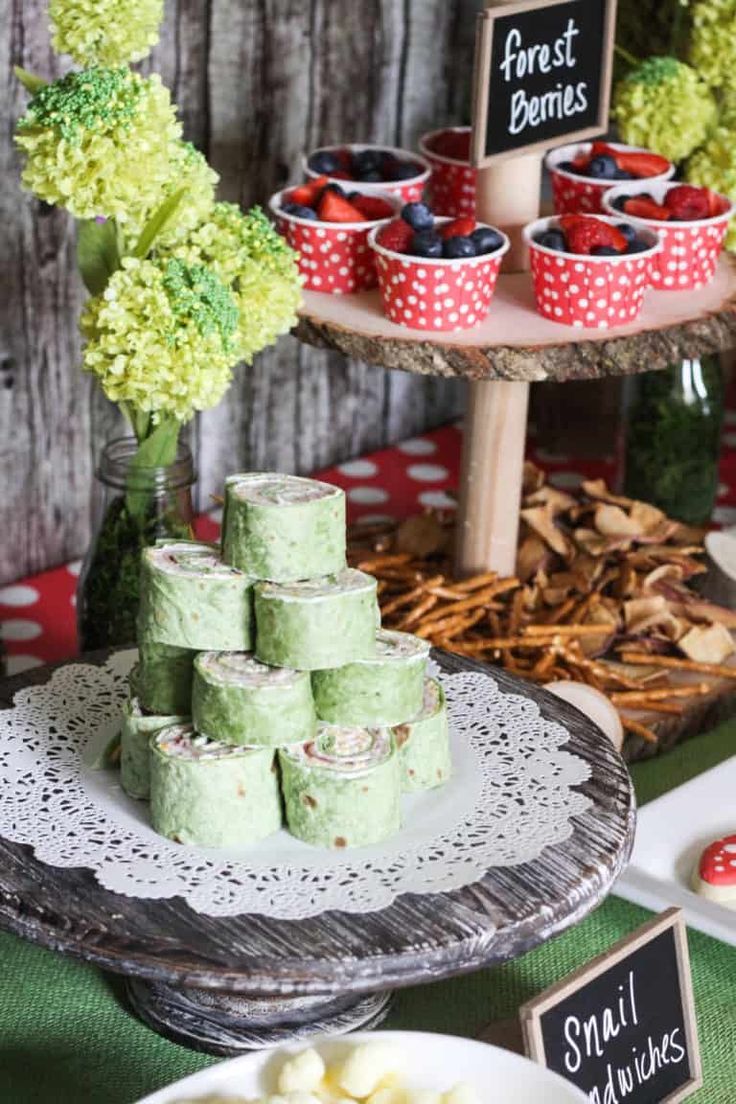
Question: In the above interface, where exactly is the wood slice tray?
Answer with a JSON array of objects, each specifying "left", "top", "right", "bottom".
[
  {"left": 296, "top": 257, "right": 736, "bottom": 382},
  {"left": 0, "top": 649, "right": 635, "bottom": 1055}
]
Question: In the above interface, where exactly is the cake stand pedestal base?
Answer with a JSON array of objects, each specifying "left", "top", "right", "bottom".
[{"left": 125, "top": 978, "right": 393, "bottom": 1055}]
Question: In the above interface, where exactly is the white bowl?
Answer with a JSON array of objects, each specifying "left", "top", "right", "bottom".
[{"left": 134, "top": 1030, "right": 589, "bottom": 1104}]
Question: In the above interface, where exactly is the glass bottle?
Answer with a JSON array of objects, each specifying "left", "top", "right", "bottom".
[
  {"left": 623, "top": 357, "right": 724, "bottom": 525},
  {"left": 77, "top": 436, "right": 195, "bottom": 652}
]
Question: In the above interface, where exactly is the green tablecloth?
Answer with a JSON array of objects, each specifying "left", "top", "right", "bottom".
[{"left": 1, "top": 723, "right": 734, "bottom": 1104}]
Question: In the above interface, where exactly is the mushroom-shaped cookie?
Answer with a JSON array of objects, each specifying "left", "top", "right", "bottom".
[{"left": 691, "top": 834, "right": 736, "bottom": 907}]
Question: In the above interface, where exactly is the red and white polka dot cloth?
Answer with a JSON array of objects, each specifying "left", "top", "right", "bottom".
[{"left": 3, "top": 413, "right": 736, "bottom": 675}]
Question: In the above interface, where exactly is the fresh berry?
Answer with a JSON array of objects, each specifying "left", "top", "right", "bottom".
[
  {"left": 377, "top": 218, "right": 414, "bottom": 253},
  {"left": 611, "top": 196, "right": 629, "bottom": 212},
  {"left": 614, "top": 151, "right": 671, "bottom": 178},
  {"left": 471, "top": 226, "right": 504, "bottom": 255},
  {"left": 614, "top": 169, "right": 634, "bottom": 180},
  {"left": 323, "top": 182, "right": 347, "bottom": 197},
  {"left": 286, "top": 176, "right": 329, "bottom": 207},
  {"left": 588, "top": 154, "right": 618, "bottom": 180},
  {"left": 402, "top": 202, "right": 434, "bottom": 231},
  {"left": 308, "top": 150, "right": 342, "bottom": 175},
  {"left": 589, "top": 141, "right": 619, "bottom": 158},
  {"left": 352, "top": 149, "right": 383, "bottom": 177},
  {"left": 707, "top": 189, "right": 726, "bottom": 217},
  {"left": 388, "top": 160, "right": 422, "bottom": 181},
  {"left": 317, "top": 190, "right": 366, "bottom": 222},
  {"left": 442, "top": 236, "right": 476, "bottom": 258},
  {"left": 534, "top": 229, "right": 566, "bottom": 252},
  {"left": 411, "top": 230, "right": 443, "bottom": 258},
  {"left": 350, "top": 194, "right": 395, "bottom": 220},
  {"left": 591, "top": 246, "right": 621, "bottom": 256},
  {"left": 557, "top": 160, "right": 576, "bottom": 173},
  {"left": 559, "top": 216, "right": 628, "bottom": 255},
  {"left": 615, "top": 222, "right": 637, "bottom": 244},
  {"left": 440, "top": 217, "right": 476, "bottom": 240},
  {"left": 359, "top": 170, "right": 383, "bottom": 182},
  {"left": 623, "top": 196, "right": 671, "bottom": 221},
  {"left": 664, "top": 185, "right": 711, "bottom": 221},
  {"left": 430, "top": 130, "right": 470, "bottom": 161},
  {"left": 283, "top": 203, "right": 318, "bottom": 220},
  {"left": 330, "top": 170, "right": 351, "bottom": 180},
  {"left": 627, "top": 239, "right": 652, "bottom": 253}
]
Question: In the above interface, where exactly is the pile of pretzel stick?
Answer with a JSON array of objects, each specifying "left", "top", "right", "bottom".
[{"left": 348, "top": 464, "right": 736, "bottom": 748}]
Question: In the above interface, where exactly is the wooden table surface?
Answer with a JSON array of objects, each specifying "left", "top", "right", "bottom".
[{"left": 0, "top": 649, "right": 635, "bottom": 999}]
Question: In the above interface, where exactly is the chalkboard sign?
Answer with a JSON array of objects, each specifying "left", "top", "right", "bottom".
[
  {"left": 471, "top": 0, "right": 617, "bottom": 167},
  {"left": 522, "top": 910, "right": 702, "bottom": 1103}
]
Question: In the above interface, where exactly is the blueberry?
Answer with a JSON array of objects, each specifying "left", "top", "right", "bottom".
[
  {"left": 557, "top": 160, "right": 577, "bottom": 174},
  {"left": 352, "top": 149, "right": 382, "bottom": 176},
  {"left": 358, "top": 170, "right": 383, "bottom": 182},
  {"left": 402, "top": 202, "right": 434, "bottom": 231},
  {"left": 308, "top": 150, "right": 342, "bottom": 175},
  {"left": 410, "top": 230, "right": 443, "bottom": 258},
  {"left": 471, "top": 226, "right": 504, "bottom": 255},
  {"left": 591, "top": 246, "right": 620, "bottom": 256},
  {"left": 587, "top": 154, "right": 618, "bottom": 180},
  {"left": 616, "top": 222, "right": 637, "bottom": 244},
  {"left": 627, "top": 239, "right": 651, "bottom": 253},
  {"left": 443, "top": 236, "right": 476, "bottom": 258},
  {"left": 534, "top": 229, "right": 566, "bottom": 252},
  {"left": 387, "top": 160, "right": 422, "bottom": 181},
  {"left": 614, "top": 169, "right": 634, "bottom": 180},
  {"left": 323, "top": 182, "right": 346, "bottom": 197},
  {"left": 283, "top": 203, "right": 318, "bottom": 220}
]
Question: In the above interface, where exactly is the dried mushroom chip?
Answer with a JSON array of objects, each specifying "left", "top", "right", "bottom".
[{"left": 679, "top": 622, "right": 736, "bottom": 665}]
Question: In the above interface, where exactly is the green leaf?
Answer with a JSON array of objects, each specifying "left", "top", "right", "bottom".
[
  {"left": 14, "top": 67, "right": 47, "bottom": 94},
  {"left": 132, "top": 188, "right": 188, "bottom": 259},
  {"left": 125, "top": 416, "right": 182, "bottom": 519},
  {"left": 77, "top": 219, "right": 121, "bottom": 295}
]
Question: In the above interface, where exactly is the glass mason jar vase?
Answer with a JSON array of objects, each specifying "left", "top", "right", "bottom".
[
  {"left": 623, "top": 357, "right": 724, "bottom": 526},
  {"left": 77, "top": 437, "right": 195, "bottom": 652}
]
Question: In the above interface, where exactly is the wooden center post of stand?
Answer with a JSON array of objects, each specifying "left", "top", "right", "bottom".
[{"left": 455, "top": 153, "right": 541, "bottom": 578}]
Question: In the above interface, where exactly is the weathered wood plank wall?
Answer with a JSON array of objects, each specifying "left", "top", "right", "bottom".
[{"left": 0, "top": 0, "right": 480, "bottom": 584}]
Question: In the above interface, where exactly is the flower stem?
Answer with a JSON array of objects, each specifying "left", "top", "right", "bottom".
[{"left": 614, "top": 44, "right": 641, "bottom": 68}]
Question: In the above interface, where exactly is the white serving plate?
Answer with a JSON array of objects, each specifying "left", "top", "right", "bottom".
[
  {"left": 135, "top": 1031, "right": 588, "bottom": 1104},
  {"left": 615, "top": 756, "right": 736, "bottom": 946}
]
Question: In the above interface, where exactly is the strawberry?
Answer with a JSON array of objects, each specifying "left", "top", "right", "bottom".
[
  {"left": 330, "top": 170, "right": 352, "bottom": 180},
  {"left": 317, "top": 190, "right": 366, "bottom": 223},
  {"left": 664, "top": 185, "right": 710, "bottom": 221},
  {"left": 707, "top": 189, "right": 725, "bottom": 217},
  {"left": 623, "top": 196, "right": 671, "bottom": 221},
  {"left": 431, "top": 130, "right": 471, "bottom": 161},
  {"left": 350, "top": 194, "right": 395, "bottom": 220},
  {"left": 614, "top": 151, "right": 671, "bottom": 178},
  {"left": 286, "top": 176, "right": 329, "bottom": 207},
  {"left": 440, "top": 217, "right": 476, "bottom": 240},
  {"left": 560, "top": 216, "right": 628, "bottom": 255},
  {"left": 377, "top": 218, "right": 414, "bottom": 253},
  {"left": 590, "top": 141, "right": 618, "bottom": 158}
]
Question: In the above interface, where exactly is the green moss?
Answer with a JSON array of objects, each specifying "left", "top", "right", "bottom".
[{"left": 19, "top": 67, "right": 142, "bottom": 144}]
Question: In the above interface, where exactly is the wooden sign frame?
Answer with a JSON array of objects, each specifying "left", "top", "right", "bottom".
[
  {"left": 521, "top": 909, "right": 703, "bottom": 1103},
  {"left": 471, "top": 0, "right": 618, "bottom": 168}
]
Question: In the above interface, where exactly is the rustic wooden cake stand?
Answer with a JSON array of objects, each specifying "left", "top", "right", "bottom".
[
  {"left": 0, "top": 649, "right": 634, "bottom": 1055},
  {"left": 296, "top": 256, "right": 736, "bottom": 578}
]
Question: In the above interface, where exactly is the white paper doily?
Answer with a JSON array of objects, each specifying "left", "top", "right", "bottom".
[{"left": 0, "top": 651, "right": 591, "bottom": 919}]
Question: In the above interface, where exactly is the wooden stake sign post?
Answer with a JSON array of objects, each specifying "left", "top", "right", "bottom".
[
  {"left": 521, "top": 909, "right": 703, "bottom": 1103},
  {"left": 458, "top": 0, "right": 617, "bottom": 577}
]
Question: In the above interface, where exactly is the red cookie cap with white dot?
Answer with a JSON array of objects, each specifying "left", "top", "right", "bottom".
[{"left": 699, "top": 834, "right": 736, "bottom": 887}]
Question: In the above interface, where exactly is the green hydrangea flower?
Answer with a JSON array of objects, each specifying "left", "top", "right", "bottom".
[
  {"left": 50, "top": 0, "right": 164, "bottom": 66},
  {"left": 718, "top": 90, "right": 736, "bottom": 128},
  {"left": 686, "top": 127, "right": 736, "bottom": 250},
  {"left": 613, "top": 57, "right": 717, "bottom": 162},
  {"left": 81, "top": 256, "right": 240, "bottom": 422},
  {"left": 125, "top": 141, "right": 219, "bottom": 251},
  {"left": 690, "top": 0, "right": 736, "bottom": 91},
  {"left": 16, "top": 67, "right": 181, "bottom": 221},
  {"left": 165, "top": 202, "right": 303, "bottom": 363}
]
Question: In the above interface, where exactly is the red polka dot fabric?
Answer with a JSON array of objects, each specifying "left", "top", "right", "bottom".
[{"left": 3, "top": 410, "right": 735, "bottom": 675}]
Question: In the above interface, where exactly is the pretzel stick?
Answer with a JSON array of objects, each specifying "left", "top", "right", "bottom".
[
  {"left": 621, "top": 716, "right": 659, "bottom": 744},
  {"left": 396, "top": 594, "right": 437, "bottom": 629},
  {"left": 415, "top": 609, "right": 486, "bottom": 639},
  {"left": 417, "top": 582, "right": 518, "bottom": 627},
  {"left": 616, "top": 700, "right": 685, "bottom": 715},
  {"left": 523, "top": 623, "right": 613, "bottom": 638},
  {"left": 380, "top": 575, "right": 444, "bottom": 618},
  {"left": 611, "top": 682, "right": 711, "bottom": 703},
  {"left": 619, "top": 652, "right": 736, "bottom": 680},
  {"left": 452, "top": 571, "right": 498, "bottom": 593},
  {"left": 356, "top": 553, "right": 412, "bottom": 571}
]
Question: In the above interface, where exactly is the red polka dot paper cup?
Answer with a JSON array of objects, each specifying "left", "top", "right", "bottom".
[
  {"left": 523, "top": 216, "right": 661, "bottom": 330},
  {"left": 602, "top": 182, "right": 734, "bottom": 291},
  {"left": 368, "top": 219, "right": 509, "bottom": 332},
  {"left": 269, "top": 188, "right": 400, "bottom": 294},
  {"left": 546, "top": 143, "right": 675, "bottom": 216},
  {"left": 418, "top": 127, "right": 476, "bottom": 218},
  {"left": 303, "top": 145, "right": 430, "bottom": 205}
]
